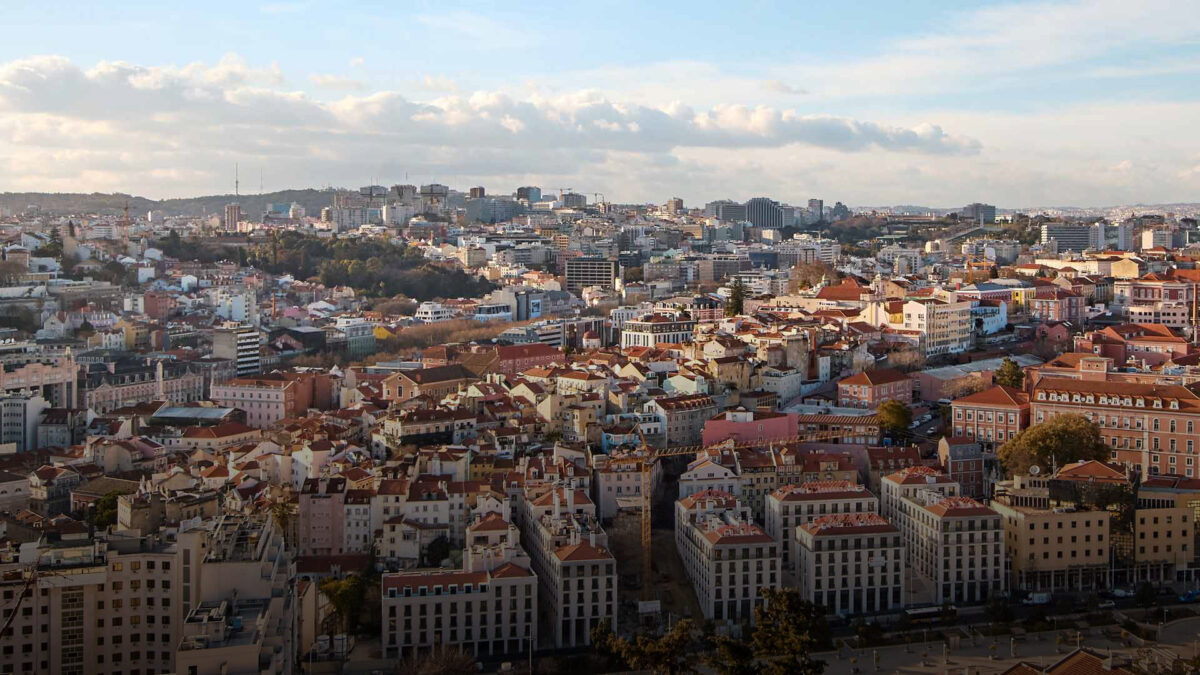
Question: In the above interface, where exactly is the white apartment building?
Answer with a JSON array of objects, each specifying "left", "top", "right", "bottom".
[
  {"left": 895, "top": 490, "right": 1006, "bottom": 605},
  {"left": 620, "top": 314, "right": 696, "bottom": 349},
  {"left": 2, "top": 529, "right": 177, "bottom": 675},
  {"left": 675, "top": 490, "right": 780, "bottom": 626},
  {"left": 520, "top": 486, "right": 617, "bottom": 648},
  {"left": 592, "top": 447, "right": 662, "bottom": 521},
  {"left": 900, "top": 299, "right": 972, "bottom": 356},
  {"left": 764, "top": 481, "right": 879, "bottom": 571},
  {"left": 382, "top": 512, "right": 537, "bottom": 660},
  {"left": 880, "top": 466, "right": 960, "bottom": 522},
  {"left": 414, "top": 302, "right": 457, "bottom": 323},
  {"left": 795, "top": 513, "right": 906, "bottom": 616}
]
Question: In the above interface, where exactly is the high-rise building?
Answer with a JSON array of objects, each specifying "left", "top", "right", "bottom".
[
  {"left": 561, "top": 192, "right": 587, "bottom": 209},
  {"left": 1040, "top": 223, "right": 1103, "bottom": 251},
  {"left": 664, "top": 197, "right": 684, "bottom": 214},
  {"left": 211, "top": 322, "right": 260, "bottom": 377},
  {"left": 745, "top": 197, "right": 784, "bottom": 228},
  {"left": 807, "top": 198, "right": 824, "bottom": 222},
  {"left": 961, "top": 203, "right": 997, "bottom": 224},
  {"left": 469, "top": 186, "right": 486, "bottom": 198},
  {"left": 1113, "top": 221, "right": 1134, "bottom": 250},
  {"left": 516, "top": 186, "right": 542, "bottom": 203},
  {"left": 223, "top": 203, "right": 241, "bottom": 230},
  {"left": 564, "top": 257, "right": 619, "bottom": 293}
]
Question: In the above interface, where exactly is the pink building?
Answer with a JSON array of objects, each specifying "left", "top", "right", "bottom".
[
  {"left": 299, "top": 476, "right": 346, "bottom": 556},
  {"left": 702, "top": 408, "right": 795, "bottom": 446},
  {"left": 837, "top": 368, "right": 912, "bottom": 409}
]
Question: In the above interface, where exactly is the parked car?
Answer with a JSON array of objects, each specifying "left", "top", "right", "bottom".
[
  {"left": 1110, "top": 588, "right": 1132, "bottom": 598},
  {"left": 1097, "top": 600, "right": 1116, "bottom": 609},
  {"left": 1179, "top": 590, "right": 1200, "bottom": 603},
  {"left": 1022, "top": 592, "right": 1052, "bottom": 606}
]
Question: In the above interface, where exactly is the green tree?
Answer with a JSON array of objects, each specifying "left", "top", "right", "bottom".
[
  {"left": 319, "top": 574, "right": 368, "bottom": 634},
  {"left": 1135, "top": 581, "right": 1157, "bottom": 608},
  {"left": 876, "top": 399, "right": 913, "bottom": 434},
  {"left": 725, "top": 277, "right": 746, "bottom": 317},
  {"left": 411, "top": 648, "right": 478, "bottom": 675},
  {"left": 994, "top": 357, "right": 1025, "bottom": 389},
  {"left": 751, "top": 588, "right": 828, "bottom": 675},
  {"left": 423, "top": 536, "right": 451, "bottom": 567},
  {"left": 984, "top": 594, "right": 1014, "bottom": 624},
  {"left": 593, "top": 618, "right": 697, "bottom": 674},
  {"left": 998, "top": 414, "right": 1110, "bottom": 476},
  {"left": 706, "top": 635, "right": 759, "bottom": 675},
  {"left": 88, "top": 490, "right": 123, "bottom": 529}
]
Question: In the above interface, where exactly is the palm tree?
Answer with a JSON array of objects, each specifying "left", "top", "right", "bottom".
[{"left": 270, "top": 499, "right": 296, "bottom": 548}]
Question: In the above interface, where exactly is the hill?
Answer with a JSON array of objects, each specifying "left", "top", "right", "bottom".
[{"left": 0, "top": 189, "right": 334, "bottom": 218}]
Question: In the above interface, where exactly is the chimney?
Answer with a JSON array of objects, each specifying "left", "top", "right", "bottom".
[
  {"left": 565, "top": 487, "right": 574, "bottom": 512},
  {"left": 552, "top": 490, "right": 561, "bottom": 518},
  {"left": 589, "top": 532, "right": 596, "bottom": 547}
]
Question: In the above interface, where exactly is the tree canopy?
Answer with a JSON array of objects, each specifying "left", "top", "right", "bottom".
[
  {"left": 787, "top": 262, "right": 839, "bottom": 292},
  {"left": 592, "top": 618, "right": 697, "bottom": 674},
  {"left": 725, "top": 278, "right": 746, "bottom": 317},
  {"left": 750, "top": 589, "right": 829, "bottom": 675},
  {"left": 998, "top": 413, "right": 1111, "bottom": 476},
  {"left": 994, "top": 357, "right": 1025, "bottom": 389},
  {"left": 876, "top": 399, "right": 913, "bottom": 434}
]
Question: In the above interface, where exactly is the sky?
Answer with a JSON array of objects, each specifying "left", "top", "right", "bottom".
[{"left": 1, "top": 0, "right": 1199, "bottom": 208}]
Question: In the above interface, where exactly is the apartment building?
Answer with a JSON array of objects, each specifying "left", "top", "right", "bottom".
[
  {"left": 211, "top": 322, "right": 260, "bottom": 377},
  {"left": 620, "top": 313, "right": 697, "bottom": 348},
  {"left": 937, "top": 437, "right": 986, "bottom": 499},
  {"left": 764, "top": 481, "right": 879, "bottom": 570},
  {"left": 644, "top": 394, "right": 717, "bottom": 445},
  {"left": 382, "top": 512, "right": 537, "bottom": 660},
  {"left": 675, "top": 490, "right": 780, "bottom": 625},
  {"left": 564, "top": 257, "right": 619, "bottom": 293},
  {"left": 950, "top": 385, "right": 1031, "bottom": 448},
  {"left": 880, "top": 466, "right": 960, "bottom": 522},
  {"left": 900, "top": 299, "right": 972, "bottom": 356},
  {"left": 174, "top": 515, "right": 294, "bottom": 675},
  {"left": 836, "top": 368, "right": 912, "bottom": 409},
  {"left": 991, "top": 474, "right": 1113, "bottom": 591},
  {"left": 210, "top": 375, "right": 297, "bottom": 428},
  {"left": 1030, "top": 379, "right": 1200, "bottom": 477},
  {"left": 519, "top": 486, "right": 617, "bottom": 648},
  {"left": 895, "top": 490, "right": 1006, "bottom": 605},
  {"left": 0, "top": 528, "right": 177, "bottom": 675},
  {"left": 795, "top": 513, "right": 905, "bottom": 616}
]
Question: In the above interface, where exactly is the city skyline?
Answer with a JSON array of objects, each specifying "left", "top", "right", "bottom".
[{"left": 2, "top": 1, "right": 1199, "bottom": 206}]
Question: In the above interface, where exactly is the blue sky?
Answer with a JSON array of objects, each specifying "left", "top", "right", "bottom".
[{"left": 1, "top": 1, "right": 1199, "bottom": 207}]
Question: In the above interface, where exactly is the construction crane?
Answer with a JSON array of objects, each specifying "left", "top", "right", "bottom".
[{"left": 607, "top": 426, "right": 880, "bottom": 604}]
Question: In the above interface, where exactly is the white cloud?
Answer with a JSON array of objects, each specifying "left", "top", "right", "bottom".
[
  {"left": 762, "top": 80, "right": 807, "bottom": 96},
  {"left": 349, "top": 57, "right": 365, "bottom": 68},
  {"left": 309, "top": 73, "right": 365, "bottom": 91}
]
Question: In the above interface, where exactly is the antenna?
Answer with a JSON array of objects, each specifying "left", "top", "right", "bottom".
[{"left": 235, "top": 163, "right": 240, "bottom": 197}]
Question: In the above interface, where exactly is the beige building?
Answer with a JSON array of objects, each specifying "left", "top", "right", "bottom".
[
  {"left": 520, "top": 486, "right": 618, "bottom": 648},
  {"left": 675, "top": 490, "right": 780, "bottom": 626},
  {"left": 992, "top": 474, "right": 1113, "bottom": 592},
  {"left": 382, "top": 512, "right": 537, "bottom": 660},
  {"left": 1, "top": 528, "right": 176, "bottom": 675},
  {"left": 895, "top": 490, "right": 1006, "bottom": 605},
  {"left": 764, "top": 481, "right": 879, "bottom": 571},
  {"left": 880, "top": 466, "right": 960, "bottom": 522},
  {"left": 795, "top": 513, "right": 905, "bottom": 616}
]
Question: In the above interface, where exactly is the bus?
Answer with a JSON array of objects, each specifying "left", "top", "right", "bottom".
[{"left": 902, "top": 605, "right": 957, "bottom": 625}]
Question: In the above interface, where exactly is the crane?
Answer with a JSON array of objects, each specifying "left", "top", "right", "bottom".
[{"left": 606, "top": 425, "right": 881, "bottom": 603}]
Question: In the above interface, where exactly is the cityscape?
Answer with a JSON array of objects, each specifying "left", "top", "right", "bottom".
[{"left": 4, "top": 3, "right": 1200, "bottom": 675}]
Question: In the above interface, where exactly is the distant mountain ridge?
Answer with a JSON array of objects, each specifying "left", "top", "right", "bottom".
[{"left": 0, "top": 189, "right": 335, "bottom": 218}]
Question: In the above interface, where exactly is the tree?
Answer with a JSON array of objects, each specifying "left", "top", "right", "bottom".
[
  {"left": 994, "top": 357, "right": 1025, "bottom": 389},
  {"left": 269, "top": 500, "right": 296, "bottom": 548},
  {"left": 998, "top": 414, "right": 1111, "bottom": 476},
  {"left": 941, "top": 376, "right": 988, "bottom": 399},
  {"left": 725, "top": 278, "right": 746, "bottom": 317},
  {"left": 751, "top": 589, "right": 828, "bottom": 675},
  {"left": 788, "top": 262, "right": 839, "bottom": 292},
  {"left": 88, "top": 490, "right": 123, "bottom": 529},
  {"left": 706, "top": 635, "right": 759, "bottom": 675},
  {"left": 411, "top": 648, "right": 478, "bottom": 675},
  {"left": 319, "top": 574, "right": 368, "bottom": 634},
  {"left": 593, "top": 618, "right": 697, "bottom": 674},
  {"left": 984, "top": 595, "right": 1014, "bottom": 624},
  {"left": 1135, "top": 581, "right": 1157, "bottom": 609},
  {"left": 876, "top": 399, "right": 913, "bottom": 434},
  {"left": 0, "top": 260, "right": 26, "bottom": 284},
  {"left": 423, "top": 536, "right": 451, "bottom": 567}
]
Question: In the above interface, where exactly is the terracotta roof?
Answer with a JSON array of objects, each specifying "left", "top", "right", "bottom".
[
  {"left": 771, "top": 481, "right": 871, "bottom": 502},
  {"left": 925, "top": 496, "right": 996, "bottom": 518},
  {"left": 800, "top": 512, "right": 896, "bottom": 537},
  {"left": 555, "top": 542, "right": 614, "bottom": 562},
  {"left": 839, "top": 368, "right": 909, "bottom": 387},
  {"left": 953, "top": 385, "right": 1029, "bottom": 408}
]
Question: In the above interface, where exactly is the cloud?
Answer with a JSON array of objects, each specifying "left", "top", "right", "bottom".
[
  {"left": 415, "top": 75, "right": 458, "bottom": 93},
  {"left": 349, "top": 57, "right": 365, "bottom": 68},
  {"left": 762, "top": 80, "right": 807, "bottom": 96},
  {"left": 309, "top": 73, "right": 365, "bottom": 91},
  {"left": 414, "top": 11, "right": 532, "bottom": 49}
]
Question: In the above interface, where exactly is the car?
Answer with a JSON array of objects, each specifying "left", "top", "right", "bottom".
[
  {"left": 909, "top": 421, "right": 921, "bottom": 429},
  {"left": 1179, "top": 590, "right": 1200, "bottom": 603},
  {"left": 936, "top": 398, "right": 953, "bottom": 406},
  {"left": 1110, "top": 588, "right": 1131, "bottom": 598},
  {"left": 1097, "top": 600, "right": 1116, "bottom": 609},
  {"left": 919, "top": 414, "right": 932, "bottom": 423}
]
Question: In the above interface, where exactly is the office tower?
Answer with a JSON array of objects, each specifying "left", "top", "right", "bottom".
[
  {"left": 469, "top": 186, "right": 486, "bottom": 198},
  {"left": 961, "top": 203, "right": 997, "bottom": 224},
  {"left": 516, "top": 186, "right": 542, "bottom": 203},
  {"left": 1113, "top": 221, "right": 1134, "bottom": 250},
  {"left": 807, "top": 198, "right": 824, "bottom": 222},
  {"left": 223, "top": 203, "right": 241, "bottom": 230},
  {"left": 1040, "top": 223, "right": 1103, "bottom": 251},
  {"left": 561, "top": 192, "right": 587, "bottom": 209},
  {"left": 745, "top": 197, "right": 784, "bottom": 228},
  {"left": 664, "top": 197, "right": 684, "bottom": 214},
  {"left": 564, "top": 257, "right": 619, "bottom": 293}
]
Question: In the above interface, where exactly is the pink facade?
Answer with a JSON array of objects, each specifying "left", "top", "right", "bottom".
[
  {"left": 299, "top": 476, "right": 346, "bottom": 556},
  {"left": 702, "top": 410, "right": 796, "bottom": 446}
]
